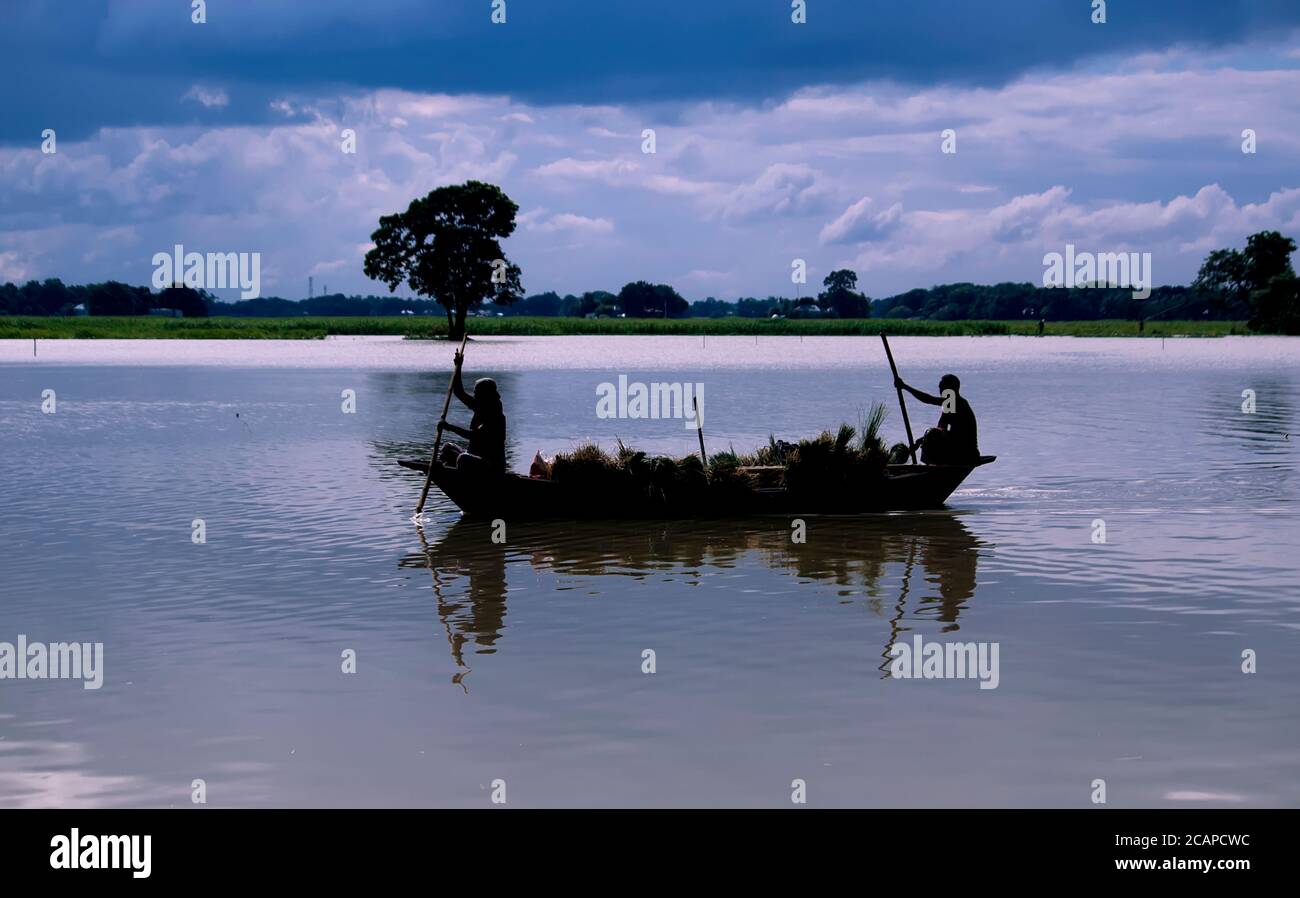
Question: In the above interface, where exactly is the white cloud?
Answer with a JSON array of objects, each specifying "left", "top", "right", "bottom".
[
  {"left": 987, "top": 186, "right": 1072, "bottom": 243},
  {"left": 182, "top": 86, "right": 230, "bottom": 109},
  {"left": 309, "top": 259, "right": 349, "bottom": 275},
  {"left": 388, "top": 93, "right": 491, "bottom": 120},
  {"left": 527, "top": 212, "right": 614, "bottom": 235},
  {"left": 531, "top": 155, "right": 717, "bottom": 199},
  {"left": 839, "top": 184, "right": 1300, "bottom": 283},
  {"left": 710, "top": 163, "right": 832, "bottom": 224},
  {"left": 534, "top": 157, "right": 639, "bottom": 182},
  {"left": 820, "top": 197, "right": 903, "bottom": 245},
  {"left": 682, "top": 269, "right": 733, "bottom": 283}
]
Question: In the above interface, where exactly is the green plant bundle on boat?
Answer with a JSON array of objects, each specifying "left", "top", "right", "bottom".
[{"left": 548, "top": 403, "right": 901, "bottom": 505}]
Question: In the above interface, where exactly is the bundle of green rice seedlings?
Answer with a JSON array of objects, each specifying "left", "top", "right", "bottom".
[
  {"left": 783, "top": 404, "right": 892, "bottom": 495},
  {"left": 704, "top": 453, "right": 758, "bottom": 495},
  {"left": 613, "top": 439, "right": 643, "bottom": 468},
  {"left": 631, "top": 453, "right": 714, "bottom": 510},
  {"left": 783, "top": 430, "right": 840, "bottom": 494},
  {"left": 708, "top": 448, "right": 740, "bottom": 468},
  {"left": 857, "top": 402, "right": 892, "bottom": 474},
  {"left": 644, "top": 454, "right": 679, "bottom": 493},
  {"left": 714, "top": 436, "right": 790, "bottom": 471},
  {"left": 746, "top": 435, "right": 790, "bottom": 466},
  {"left": 550, "top": 400, "right": 895, "bottom": 499},
  {"left": 551, "top": 442, "right": 621, "bottom": 485},
  {"left": 608, "top": 440, "right": 652, "bottom": 485},
  {"left": 673, "top": 453, "right": 708, "bottom": 490},
  {"left": 859, "top": 403, "right": 888, "bottom": 457}
]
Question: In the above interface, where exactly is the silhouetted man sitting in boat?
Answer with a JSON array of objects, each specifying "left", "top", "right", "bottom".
[
  {"left": 437, "top": 348, "right": 507, "bottom": 475},
  {"left": 894, "top": 373, "right": 980, "bottom": 465}
]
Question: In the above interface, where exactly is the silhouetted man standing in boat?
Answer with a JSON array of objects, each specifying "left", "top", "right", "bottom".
[
  {"left": 894, "top": 373, "right": 979, "bottom": 464},
  {"left": 438, "top": 348, "right": 507, "bottom": 475}
]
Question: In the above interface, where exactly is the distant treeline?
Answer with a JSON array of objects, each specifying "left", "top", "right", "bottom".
[
  {"left": 0, "top": 280, "right": 213, "bottom": 317},
  {"left": 0, "top": 279, "right": 438, "bottom": 318},
  {"left": 6, "top": 229, "right": 1298, "bottom": 332},
  {"left": 0, "top": 277, "right": 1245, "bottom": 322}
]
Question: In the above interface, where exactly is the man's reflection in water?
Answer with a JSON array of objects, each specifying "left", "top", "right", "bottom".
[
  {"left": 402, "top": 512, "right": 984, "bottom": 688},
  {"left": 775, "top": 513, "right": 980, "bottom": 673},
  {"left": 918, "top": 522, "right": 980, "bottom": 631}
]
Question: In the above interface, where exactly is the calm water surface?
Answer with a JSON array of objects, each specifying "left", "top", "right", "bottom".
[{"left": 1, "top": 336, "right": 1298, "bottom": 807}]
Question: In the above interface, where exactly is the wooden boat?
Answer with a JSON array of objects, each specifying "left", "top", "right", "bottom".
[
  {"left": 399, "top": 456, "right": 995, "bottom": 520},
  {"left": 404, "top": 335, "right": 994, "bottom": 520}
]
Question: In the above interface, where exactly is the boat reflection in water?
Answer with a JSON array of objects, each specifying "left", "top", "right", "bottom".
[{"left": 401, "top": 512, "right": 986, "bottom": 688}]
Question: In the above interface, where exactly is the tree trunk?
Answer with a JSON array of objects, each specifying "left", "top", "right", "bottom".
[
  {"left": 444, "top": 303, "right": 457, "bottom": 340},
  {"left": 452, "top": 302, "right": 469, "bottom": 341}
]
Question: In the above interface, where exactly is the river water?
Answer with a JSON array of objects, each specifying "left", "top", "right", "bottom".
[{"left": 1, "top": 335, "right": 1297, "bottom": 807}]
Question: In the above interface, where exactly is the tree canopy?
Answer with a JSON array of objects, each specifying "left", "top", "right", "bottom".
[
  {"left": 616, "top": 281, "right": 688, "bottom": 318},
  {"left": 363, "top": 180, "right": 523, "bottom": 338},
  {"left": 1194, "top": 230, "right": 1298, "bottom": 333},
  {"left": 818, "top": 268, "right": 871, "bottom": 318}
]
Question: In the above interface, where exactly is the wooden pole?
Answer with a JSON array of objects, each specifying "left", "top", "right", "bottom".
[
  {"left": 693, "top": 395, "right": 707, "bottom": 470},
  {"left": 880, "top": 334, "right": 917, "bottom": 464},
  {"left": 415, "top": 333, "right": 470, "bottom": 515}
]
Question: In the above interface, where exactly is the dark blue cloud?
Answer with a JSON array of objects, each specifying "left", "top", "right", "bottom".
[{"left": 3, "top": 0, "right": 1299, "bottom": 142}]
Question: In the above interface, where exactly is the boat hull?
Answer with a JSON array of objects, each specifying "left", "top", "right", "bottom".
[{"left": 400, "top": 456, "right": 995, "bottom": 520}]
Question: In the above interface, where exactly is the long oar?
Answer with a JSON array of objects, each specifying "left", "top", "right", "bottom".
[
  {"left": 415, "top": 333, "right": 469, "bottom": 515},
  {"left": 880, "top": 334, "right": 917, "bottom": 464}
]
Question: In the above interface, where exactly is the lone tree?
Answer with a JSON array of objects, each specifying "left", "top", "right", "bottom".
[
  {"left": 819, "top": 268, "right": 870, "bottom": 318},
  {"left": 363, "top": 181, "right": 523, "bottom": 338},
  {"left": 616, "top": 281, "right": 688, "bottom": 318}
]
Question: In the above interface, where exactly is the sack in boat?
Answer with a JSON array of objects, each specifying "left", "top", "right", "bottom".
[{"left": 529, "top": 450, "right": 553, "bottom": 480}]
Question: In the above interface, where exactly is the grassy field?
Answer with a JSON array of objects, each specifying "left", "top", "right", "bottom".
[{"left": 0, "top": 315, "right": 1251, "bottom": 339}]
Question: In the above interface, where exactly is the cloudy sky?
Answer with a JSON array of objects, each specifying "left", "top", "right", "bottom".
[{"left": 2, "top": 0, "right": 1298, "bottom": 300}]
